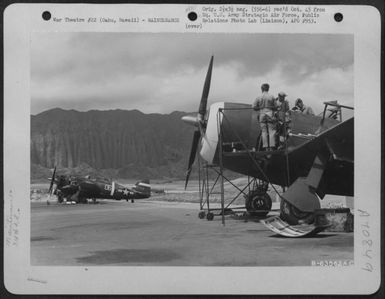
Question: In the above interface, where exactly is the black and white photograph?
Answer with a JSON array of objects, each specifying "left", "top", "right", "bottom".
[
  {"left": 3, "top": 3, "right": 381, "bottom": 295},
  {"left": 30, "top": 31, "right": 355, "bottom": 266}
]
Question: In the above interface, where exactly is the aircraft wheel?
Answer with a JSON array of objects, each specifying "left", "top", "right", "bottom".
[
  {"left": 131, "top": 199, "right": 134, "bottom": 203},
  {"left": 57, "top": 195, "right": 63, "bottom": 203},
  {"left": 207, "top": 212, "right": 214, "bottom": 221},
  {"left": 245, "top": 190, "right": 272, "bottom": 217},
  {"left": 280, "top": 200, "right": 314, "bottom": 225},
  {"left": 198, "top": 211, "right": 206, "bottom": 219}
]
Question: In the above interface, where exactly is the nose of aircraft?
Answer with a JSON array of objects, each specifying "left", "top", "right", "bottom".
[{"left": 199, "top": 102, "right": 224, "bottom": 164}]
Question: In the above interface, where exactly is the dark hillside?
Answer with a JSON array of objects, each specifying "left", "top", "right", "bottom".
[{"left": 31, "top": 108, "right": 195, "bottom": 179}]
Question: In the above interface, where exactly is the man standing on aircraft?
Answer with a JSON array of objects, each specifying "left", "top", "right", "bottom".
[
  {"left": 253, "top": 83, "right": 277, "bottom": 151},
  {"left": 275, "top": 91, "right": 290, "bottom": 146},
  {"left": 292, "top": 98, "right": 314, "bottom": 115},
  {"left": 276, "top": 91, "right": 290, "bottom": 120}
]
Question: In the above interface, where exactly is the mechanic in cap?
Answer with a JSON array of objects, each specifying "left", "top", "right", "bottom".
[
  {"left": 275, "top": 92, "right": 290, "bottom": 147},
  {"left": 292, "top": 98, "right": 314, "bottom": 115},
  {"left": 276, "top": 91, "right": 290, "bottom": 118}
]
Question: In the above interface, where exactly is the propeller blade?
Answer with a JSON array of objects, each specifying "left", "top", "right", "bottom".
[
  {"left": 184, "top": 56, "right": 214, "bottom": 189},
  {"left": 48, "top": 166, "right": 56, "bottom": 194},
  {"left": 184, "top": 169, "right": 192, "bottom": 191},
  {"left": 198, "top": 55, "right": 214, "bottom": 118},
  {"left": 185, "top": 130, "right": 201, "bottom": 189}
]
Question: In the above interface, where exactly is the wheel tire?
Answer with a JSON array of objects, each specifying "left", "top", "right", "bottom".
[
  {"left": 245, "top": 191, "right": 272, "bottom": 217},
  {"left": 198, "top": 211, "right": 206, "bottom": 219},
  {"left": 131, "top": 199, "right": 134, "bottom": 203},
  {"left": 57, "top": 194, "right": 63, "bottom": 203},
  {"left": 207, "top": 212, "right": 214, "bottom": 221},
  {"left": 280, "top": 200, "right": 314, "bottom": 225}
]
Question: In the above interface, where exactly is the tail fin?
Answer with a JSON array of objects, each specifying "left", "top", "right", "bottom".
[{"left": 133, "top": 180, "right": 151, "bottom": 198}]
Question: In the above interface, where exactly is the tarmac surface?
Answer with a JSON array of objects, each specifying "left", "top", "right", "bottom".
[{"left": 31, "top": 200, "right": 353, "bottom": 266}]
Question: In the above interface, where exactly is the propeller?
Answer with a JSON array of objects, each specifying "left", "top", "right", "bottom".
[
  {"left": 198, "top": 55, "right": 214, "bottom": 118},
  {"left": 48, "top": 166, "right": 57, "bottom": 195},
  {"left": 184, "top": 130, "right": 201, "bottom": 189},
  {"left": 183, "top": 56, "right": 214, "bottom": 189}
]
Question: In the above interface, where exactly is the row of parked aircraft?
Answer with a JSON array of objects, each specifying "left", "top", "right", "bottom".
[{"left": 48, "top": 168, "right": 151, "bottom": 204}]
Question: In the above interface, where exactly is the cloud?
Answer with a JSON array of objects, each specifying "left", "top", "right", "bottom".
[{"left": 31, "top": 32, "right": 353, "bottom": 115}]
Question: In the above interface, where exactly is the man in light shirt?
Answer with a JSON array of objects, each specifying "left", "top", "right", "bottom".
[{"left": 253, "top": 83, "right": 277, "bottom": 151}]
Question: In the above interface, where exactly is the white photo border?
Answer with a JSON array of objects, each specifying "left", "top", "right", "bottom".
[{"left": 3, "top": 3, "right": 381, "bottom": 294}]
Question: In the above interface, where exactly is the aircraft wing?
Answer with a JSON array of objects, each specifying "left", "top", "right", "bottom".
[
  {"left": 288, "top": 117, "right": 354, "bottom": 197},
  {"left": 289, "top": 117, "right": 353, "bottom": 157}
]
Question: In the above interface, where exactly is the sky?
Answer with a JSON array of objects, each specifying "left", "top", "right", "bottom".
[{"left": 31, "top": 32, "right": 353, "bottom": 115}]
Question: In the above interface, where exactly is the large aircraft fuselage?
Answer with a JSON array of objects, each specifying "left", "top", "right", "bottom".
[{"left": 199, "top": 102, "right": 353, "bottom": 196}]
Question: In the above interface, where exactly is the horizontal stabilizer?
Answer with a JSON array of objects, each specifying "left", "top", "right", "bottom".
[
  {"left": 135, "top": 180, "right": 150, "bottom": 188},
  {"left": 132, "top": 180, "right": 151, "bottom": 198}
]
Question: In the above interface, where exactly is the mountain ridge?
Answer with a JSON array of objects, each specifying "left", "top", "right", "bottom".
[{"left": 31, "top": 108, "right": 195, "bottom": 180}]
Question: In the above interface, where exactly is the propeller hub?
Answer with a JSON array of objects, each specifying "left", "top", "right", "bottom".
[{"left": 181, "top": 115, "right": 199, "bottom": 127}]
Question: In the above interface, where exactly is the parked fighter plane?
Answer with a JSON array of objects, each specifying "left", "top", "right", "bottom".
[
  {"left": 48, "top": 168, "right": 151, "bottom": 203},
  {"left": 182, "top": 56, "right": 353, "bottom": 225}
]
